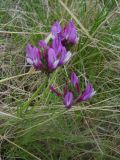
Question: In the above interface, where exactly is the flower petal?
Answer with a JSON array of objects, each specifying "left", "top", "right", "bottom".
[
  {"left": 64, "top": 92, "right": 73, "bottom": 108},
  {"left": 59, "top": 47, "right": 71, "bottom": 66},
  {"left": 48, "top": 48, "right": 59, "bottom": 69},
  {"left": 62, "top": 20, "right": 78, "bottom": 44},
  {"left": 38, "top": 40, "right": 47, "bottom": 49},
  {"left": 78, "top": 82, "right": 95, "bottom": 101},
  {"left": 26, "top": 44, "right": 41, "bottom": 69},
  {"left": 58, "top": 47, "right": 66, "bottom": 66},
  {"left": 63, "top": 51, "right": 71, "bottom": 64},
  {"left": 71, "top": 72, "right": 79, "bottom": 86},
  {"left": 26, "top": 57, "right": 33, "bottom": 65},
  {"left": 71, "top": 72, "right": 80, "bottom": 93},
  {"left": 51, "top": 21, "right": 62, "bottom": 38},
  {"left": 52, "top": 38, "right": 62, "bottom": 55},
  {"left": 68, "top": 20, "right": 78, "bottom": 43}
]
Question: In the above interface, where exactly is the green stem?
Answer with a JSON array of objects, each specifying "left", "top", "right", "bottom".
[
  {"left": 18, "top": 69, "right": 60, "bottom": 116},
  {"left": 41, "top": 69, "right": 60, "bottom": 100},
  {"left": 18, "top": 76, "right": 48, "bottom": 116}
]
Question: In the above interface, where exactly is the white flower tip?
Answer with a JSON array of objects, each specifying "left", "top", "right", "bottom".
[
  {"left": 63, "top": 51, "right": 72, "bottom": 64},
  {"left": 26, "top": 57, "right": 33, "bottom": 65},
  {"left": 53, "top": 60, "right": 59, "bottom": 69},
  {"left": 45, "top": 33, "right": 53, "bottom": 43},
  {"left": 91, "top": 91, "right": 96, "bottom": 97},
  {"left": 76, "top": 37, "right": 79, "bottom": 43}
]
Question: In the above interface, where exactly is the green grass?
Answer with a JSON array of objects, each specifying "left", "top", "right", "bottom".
[{"left": 0, "top": 0, "right": 120, "bottom": 159}]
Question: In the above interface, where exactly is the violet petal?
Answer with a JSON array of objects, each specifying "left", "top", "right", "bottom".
[
  {"left": 64, "top": 91, "right": 73, "bottom": 108},
  {"left": 78, "top": 82, "right": 95, "bottom": 101},
  {"left": 48, "top": 48, "right": 59, "bottom": 69},
  {"left": 51, "top": 21, "right": 62, "bottom": 38},
  {"left": 59, "top": 47, "right": 71, "bottom": 66},
  {"left": 38, "top": 40, "right": 47, "bottom": 49},
  {"left": 52, "top": 38, "right": 62, "bottom": 55},
  {"left": 62, "top": 20, "right": 78, "bottom": 44},
  {"left": 26, "top": 44, "right": 41, "bottom": 69},
  {"left": 71, "top": 72, "right": 80, "bottom": 93}
]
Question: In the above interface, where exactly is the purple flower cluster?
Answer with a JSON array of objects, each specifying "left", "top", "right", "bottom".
[
  {"left": 26, "top": 20, "right": 78, "bottom": 72},
  {"left": 50, "top": 72, "right": 95, "bottom": 108},
  {"left": 26, "top": 20, "right": 95, "bottom": 108},
  {"left": 51, "top": 20, "right": 78, "bottom": 46}
]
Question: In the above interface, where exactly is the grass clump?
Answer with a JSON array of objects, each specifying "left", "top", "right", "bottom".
[{"left": 0, "top": 0, "right": 120, "bottom": 159}]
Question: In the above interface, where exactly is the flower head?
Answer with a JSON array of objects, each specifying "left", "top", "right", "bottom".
[
  {"left": 63, "top": 20, "right": 78, "bottom": 44},
  {"left": 26, "top": 20, "right": 77, "bottom": 72},
  {"left": 26, "top": 38, "right": 71, "bottom": 72},
  {"left": 48, "top": 38, "right": 71, "bottom": 70},
  {"left": 51, "top": 20, "right": 78, "bottom": 46},
  {"left": 50, "top": 72, "right": 95, "bottom": 109}
]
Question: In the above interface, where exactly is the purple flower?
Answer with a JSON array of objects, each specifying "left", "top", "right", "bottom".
[
  {"left": 50, "top": 72, "right": 95, "bottom": 109},
  {"left": 71, "top": 72, "right": 80, "bottom": 93},
  {"left": 70, "top": 73, "right": 95, "bottom": 101},
  {"left": 51, "top": 21, "right": 62, "bottom": 39},
  {"left": 47, "top": 38, "right": 71, "bottom": 69},
  {"left": 64, "top": 91, "right": 73, "bottom": 108},
  {"left": 78, "top": 82, "right": 96, "bottom": 102},
  {"left": 48, "top": 48, "right": 59, "bottom": 69},
  {"left": 58, "top": 46, "right": 71, "bottom": 66},
  {"left": 70, "top": 73, "right": 95, "bottom": 102},
  {"left": 48, "top": 47, "right": 71, "bottom": 69},
  {"left": 63, "top": 20, "right": 78, "bottom": 44},
  {"left": 50, "top": 85, "right": 73, "bottom": 109},
  {"left": 71, "top": 72, "right": 79, "bottom": 85},
  {"left": 26, "top": 44, "right": 41, "bottom": 69},
  {"left": 51, "top": 20, "right": 78, "bottom": 45},
  {"left": 26, "top": 36, "right": 71, "bottom": 72},
  {"left": 38, "top": 40, "right": 47, "bottom": 49},
  {"left": 52, "top": 37, "right": 62, "bottom": 55}
]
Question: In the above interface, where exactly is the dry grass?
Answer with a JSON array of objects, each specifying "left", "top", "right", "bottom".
[{"left": 0, "top": 0, "right": 120, "bottom": 159}]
